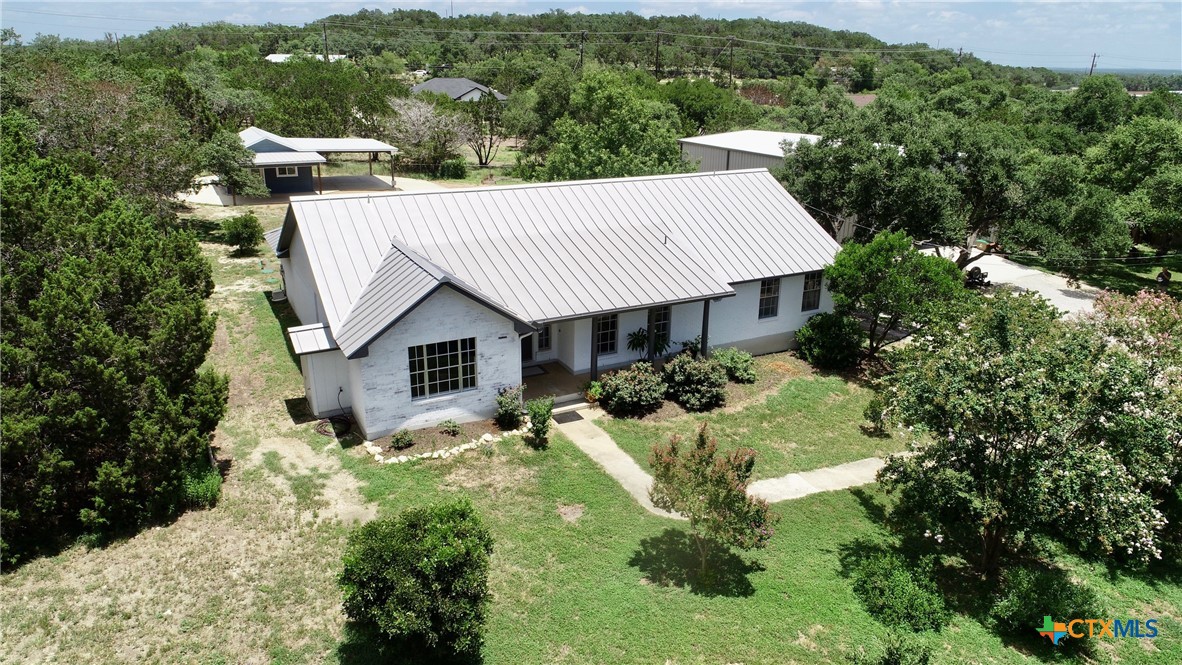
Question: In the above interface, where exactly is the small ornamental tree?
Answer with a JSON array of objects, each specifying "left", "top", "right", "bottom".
[
  {"left": 339, "top": 500, "right": 494, "bottom": 657},
  {"left": 649, "top": 424, "right": 779, "bottom": 574}
]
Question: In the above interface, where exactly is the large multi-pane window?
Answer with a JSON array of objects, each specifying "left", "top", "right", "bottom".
[
  {"left": 651, "top": 306, "right": 672, "bottom": 349},
  {"left": 408, "top": 337, "right": 477, "bottom": 399},
  {"left": 801, "top": 271, "right": 823, "bottom": 311},
  {"left": 595, "top": 314, "right": 618, "bottom": 355},
  {"left": 758, "top": 278, "right": 781, "bottom": 319},
  {"left": 537, "top": 324, "right": 552, "bottom": 351}
]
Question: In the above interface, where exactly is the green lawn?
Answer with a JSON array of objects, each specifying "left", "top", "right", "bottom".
[
  {"left": 1011, "top": 245, "right": 1182, "bottom": 296},
  {"left": 600, "top": 373, "right": 908, "bottom": 481}
]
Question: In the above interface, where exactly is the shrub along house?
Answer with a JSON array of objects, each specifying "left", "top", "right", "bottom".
[{"left": 269, "top": 169, "right": 839, "bottom": 439}]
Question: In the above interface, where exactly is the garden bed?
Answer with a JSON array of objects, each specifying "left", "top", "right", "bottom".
[{"left": 371, "top": 418, "right": 509, "bottom": 457}]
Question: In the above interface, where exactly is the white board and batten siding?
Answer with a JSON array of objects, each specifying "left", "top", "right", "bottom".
[
  {"left": 302, "top": 351, "right": 352, "bottom": 416},
  {"left": 549, "top": 275, "right": 833, "bottom": 375},
  {"left": 355, "top": 286, "right": 521, "bottom": 439}
]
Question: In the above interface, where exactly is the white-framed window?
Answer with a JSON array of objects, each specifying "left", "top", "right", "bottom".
[
  {"left": 595, "top": 314, "right": 618, "bottom": 356},
  {"left": 276, "top": 166, "right": 299, "bottom": 178},
  {"left": 537, "top": 324, "right": 551, "bottom": 352},
  {"left": 408, "top": 337, "right": 477, "bottom": 399},
  {"left": 802, "top": 271, "right": 823, "bottom": 311},
  {"left": 758, "top": 278, "right": 781, "bottom": 319},
  {"left": 651, "top": 305, "right": 671, "bottom": 348}
]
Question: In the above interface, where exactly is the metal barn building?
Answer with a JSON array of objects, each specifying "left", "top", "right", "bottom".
[{"left": 679, "top": 130, "right": 822, "bottom": 172}]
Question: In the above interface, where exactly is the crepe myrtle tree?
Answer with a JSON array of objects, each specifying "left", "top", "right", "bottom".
[
  {"left": 649, "top": 424, "right": 779, "bottom": 575},
  {"left": 874, "top": 291, "right": 1179, "bottom": 574}
]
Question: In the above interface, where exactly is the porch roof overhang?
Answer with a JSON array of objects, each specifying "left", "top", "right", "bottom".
[
  {"left": 251, "top": 151, "right": 327, "bottom": 167},
  {"left": 288, "top": 322, "right": 339, "bottom": 355},
  {"left": 532, "top": 290, "right": 736, "bottom": 324}
]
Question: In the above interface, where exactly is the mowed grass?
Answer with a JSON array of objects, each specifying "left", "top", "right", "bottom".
[
  {"left": 3, "top": 237, "right": 1180, "bottom": 664},
  {"left": 601, "top": 371, "right": 907, "bottom": 480}
]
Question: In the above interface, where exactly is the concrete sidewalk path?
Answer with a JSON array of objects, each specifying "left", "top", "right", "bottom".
[
  {"left": 554, "top": 410, "right": 684, "bottom": 519},
  {"left": 556, "top": 407, "right": 885, "bottom": 518},
  {"left": 747, "top": 457, "right": 885, "bottom": 502}
]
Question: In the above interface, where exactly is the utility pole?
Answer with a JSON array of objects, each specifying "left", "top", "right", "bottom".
[
  {"left": 1088, "top": 53, "right": 1098, "bottom": 76},
  {"left": 727, "top": 36, "right": 735, "bottom": 88},
  {"left": 578, "top": 30, "right": 586, "bottom": 70},
  {"left": 654, "top": 31, "right": 661, "bottom": 79},
  {"left": 956, "top": 47, "right": 963, "bottom": 66},
  {"left": 322, "top": 23, "right": 330, "bottom": 63}
]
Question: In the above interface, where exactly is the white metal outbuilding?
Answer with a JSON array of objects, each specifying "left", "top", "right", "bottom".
[{"left": 679, "top": 130, "right": 822, "bottom": 172}]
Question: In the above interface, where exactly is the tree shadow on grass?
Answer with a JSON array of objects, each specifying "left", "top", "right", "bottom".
[
  {"left": 266, "top": 292, "right": 302, "bottom": 369},
  {"left": 178, "top": 216, "right": 224, "bottom": 244},
  {"left": 628, "top": 528, "right": 764, "bottom": 597},
  {"left": 336, "top": 623, "right": 483, "bottom": 665}
]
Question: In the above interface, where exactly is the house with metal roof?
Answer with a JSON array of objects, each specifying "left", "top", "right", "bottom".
[
  {"left": 411, "top": 77, "right": 508, "bottom": 102},
  {"left": 239, "top": 127, "right": 399, "bottom": 196},
  {"left": 679, "top": 130, "right": 822, "bottom": 172},
  {"left": 270, "top": 169, "right": 840, "bottom": 439}
]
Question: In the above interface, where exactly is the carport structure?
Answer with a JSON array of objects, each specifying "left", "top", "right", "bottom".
[{"left": 239, "top": 127, "right": 399, "bottom": 201}]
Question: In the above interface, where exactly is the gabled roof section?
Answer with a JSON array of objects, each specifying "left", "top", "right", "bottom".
[
  {"left": 264, "top": 227, "right": 283, "bottom": 255},
  {"left": 275, "top": 169, "right": 839, "bottom": 354},
  {"left": 411, "top": 77, "right": 507, "bottom": 101},
  {"left": 679, "top": 130, "right": 822, "bottom": 158},
  {"left": 240, "top": 126, "right": 301, "bottom": 152},
  {"left": 333, "top": 240, "right": 531, "bottom": 357}
]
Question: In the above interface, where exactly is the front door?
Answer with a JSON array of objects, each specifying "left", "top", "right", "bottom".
[{"left": 521, "top": 334, "right": 534, "bottom": 363}]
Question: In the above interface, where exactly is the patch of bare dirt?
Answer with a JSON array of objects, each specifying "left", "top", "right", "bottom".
[
  {"left": 441, "top": 445, "right": 536, "bottom": 497},
  {"left": 557, "top": 503, "right": 585, "bottom": 523},
  {"left": 250, "top": 437, "right": 377, "bottom": 524}
]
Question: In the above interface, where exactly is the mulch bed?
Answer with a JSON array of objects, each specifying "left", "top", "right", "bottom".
[
  {"left": 626, "top": 351, "right": 813, "bottom": 423},
  {"left": 372, "top": 418, "right": 508, "bottom": 457}
]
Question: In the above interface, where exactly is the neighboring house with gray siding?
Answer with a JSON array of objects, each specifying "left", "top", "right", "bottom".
[
  {"left": 411, "top": 77, "right": 507, "bottom": 102},
  {"left": 270, "top": 169, "right": 839, "bottom": 439}
]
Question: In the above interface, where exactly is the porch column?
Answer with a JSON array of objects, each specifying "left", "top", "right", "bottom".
[
  {"left": 589, "top": 316, "right": 599, "bottom": 380},
  {"left": 646, "top": 307, "right": 656, "bottom": 362},
  {"left": 700, "top": 299, "right": 711, "bottom": 359},
  {"left": 317, "top": 164, "right": 323, "bottom": 195},
  {"left": 390, "top": 152, "right": 396, "bottom": 188},
  {"left": 368, "top": 152, "right": 373, "bottom": 175}
]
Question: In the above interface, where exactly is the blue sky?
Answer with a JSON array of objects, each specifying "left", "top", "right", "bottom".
[{"left": 2, "top": 1, "right": 1179, "bottom": 70}]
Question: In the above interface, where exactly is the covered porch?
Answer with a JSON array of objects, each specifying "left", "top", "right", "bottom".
[
  {"left": 522, "top": 362, "right": 587, "bottom": 403},
  {"left": 518, "top": 296, "right": 724, "bottom": 400}
]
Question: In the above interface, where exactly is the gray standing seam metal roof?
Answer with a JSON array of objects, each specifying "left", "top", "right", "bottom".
[
  {"left": 288, "top": 323, "right": 339, "bottom": 354},
  {"left": 240, "top": 127, "right": 397, "bottom": 157},
  {"left": 277, "top": 169, "right": 839, "bottom": 358},
  {"left": 411, "top": 77, "right": 507, "bottom": 101},
  {"left": 251, "top": 151, "right": 327, "bottom": 167}
]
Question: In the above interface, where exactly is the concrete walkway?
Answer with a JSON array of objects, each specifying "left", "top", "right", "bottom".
[
  {"left": 555, "top": 407, "right": 884, "bottom": 518},
  {"left": 555, "top": 409, "right": 684, "bottom": 519},
  {"left": 923, "top": 246, "right": 1100, "bottom": 315}
]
